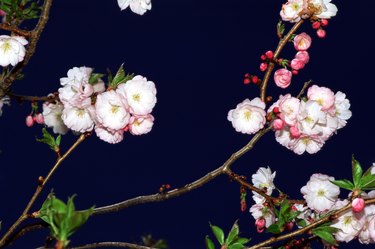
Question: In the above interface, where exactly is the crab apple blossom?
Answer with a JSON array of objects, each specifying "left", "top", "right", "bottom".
[
  {"left": 293, "top": 33, "right": 312, "bottom": 51},
  {"left": 252, "top": 167, "right": 276, "bottom": 195},
  {"left": 42, "top": 101, "right": 69, "bottom": 135},
  {"left": 116, "top": 75, "right": 157, "bottom": 116},
  {"left": 95, "top": 90, "right": 130, "bottom": 130},
  {"left": 280, "top": 0, "right": 306, "bottom": 23},
  {"left": 0, "top": 95, "right": 10, "bottom": 116},
  {"left": 334, "top": 91, "right": 352, "bottom": 129},
  {"left": 278, "top": 95, "right": 300, "bottom": 126},
  {"left": 331, "top": 209, "right": 366, "bottom": 243},
  {"left": 129, "top": 114, "right": 154, "bottom": 135},
  {"left": 95, "top": 125, "right": 124, "bottom": 144},
  {"left": 291, "top": 58, "right": 305, "bottom": 70},
  {"left": 289, "top": 134, "right": 325, "bottom": 154},
  {"left": 117, "top": 0, "right": 151, "bottom": 15},
  {"left": 310, "top": 0, "right": 338, "bottom": 19},
  {"left": 250, "top": 203, "right": 276, "bottom": 228},
  {"left": 301, "top": 173, "right": 340, "bottom": 212},
  {"left": 228, "top": 98, "right": 266, "bottom": 135},
  {"left": 307, "top": 85, "right": 335, "bottom": 111},
  {"left": 295, "top": 51, "right": 310, "bottom": 64},
  {"left": 62, "top": 104, "right": 95, "bottom": 133},
  {"left": 274, "top": 69, "right": 292, "bottom": 88},
  {"left": 60, "top": 66, "right": 92, "bottom": 87},
  {"left": 0, "top": 35, "right": 28, "bottom": 67}
]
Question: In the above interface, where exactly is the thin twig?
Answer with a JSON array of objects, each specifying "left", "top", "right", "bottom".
[
  {"left": 2, "top": 222, "right": 47, "bottom": 248},
  {"left": 7, "top": 92, "right": 56, "bottom": 102},
  {"left": 247, "top": 198, "right": 375, "bottom": 249},
  {"left": 0, "top": 23, "right": 31, "bottom": 37},
  {"left": 67, "top": 242, "right": 157, "bottom": 249},
  {"left": 0, "top": 134, "right": 87, "bottom": 247},
  {"left": 260, "top": 20, "right": 304, "bottom": 102},
  {"left": 93, "top": 126, "right": 272, "bottom": 215},
  {"left": 296, "top": 80, "right": 312, "bottom": 99}
]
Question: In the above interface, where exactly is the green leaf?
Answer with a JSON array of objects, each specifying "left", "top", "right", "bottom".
[
  {"left": 277, "top": 21, "right": 285, "bottom": 38},
  {"left": 225, "top": 221, "right": 239, "bottom": 245},
  {"left": 228, "top": 243, "right": 245, "bottom": 249},
  {"left": 109, "top": 64, "right": 134, "bottom": 89},
  {"left": 267, "top": 223, "right": 284, "bottom": 234},
  {"left": 331, "top": 179, "right": 354, "bottom": 191},
  {"left": 36, "top": 128, "right": 60, "bottom": 153},
  {"left": 56, "top": 135, "right": 61, "bottom": 146},
  {"left": 205, "top": 236, "right": 215, "bottom": 249},
  {"left": 210, "top": 223, "right": 224, "bottom": 245},
  {"left": 89, "top": 73, "right": 105, "bottom": 85},
  {"left": 352, "top": 156, "right": 363, "bottom": 188},
  {"left": 361, "top": 166, "right": 375, "bottom": 188},
  {"left": 233, "top": 237, "right": 250, "bottom": 245},
  {"left": 296, "top": 219, "right": 307, "bottom": 228},
  {"left": 312, "top": 227, "right": 337, "bottom": 245}
]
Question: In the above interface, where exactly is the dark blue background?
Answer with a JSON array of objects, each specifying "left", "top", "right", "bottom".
[{"left": 1, "top": 0, "right": 374, "bottom": 248}]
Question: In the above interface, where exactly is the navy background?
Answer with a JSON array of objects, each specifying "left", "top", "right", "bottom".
[{"left": 0, "top": 0, "right": 375, "bottom": 248}]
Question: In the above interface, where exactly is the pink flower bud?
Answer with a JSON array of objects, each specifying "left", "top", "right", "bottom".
[
  {"left": 290, "top": 59, "right": 305, "bottom": 71},
  {"left": 352, "top": 198, "right": 365, "bottom": 213},
  {"left": 260, "top": 62, "right": 268, "bottom": 72},
  {"left": 285, "top": 222, "right": 294, "bottom": 231},
  {"left": 255, "top": 218, "right": 266, "bottom": 233},
  {"left": 295, "top": 51, "right": 310, "bottom": 64},
  {"left": 240, "top": 199, "right": 247, "bottom": 212},
  {"left": 321, "top": 19, "right": 329, "bottom": 27},
  {"left": 265, "top": 50, "right": 274, "bottom": 59},
  {"left": 290, "top": 126, "right": 301, "bottom": 138},
  {"left": 274, "top": 68, "right": 292, "bottom": 88},
  {"left": 292, "top": 70, "right": 298, "bottom": 75},
  {"left": 316, "top": 29, "right": 326, "bottom": 38},
  {"left": 26, "top": 115, "right": 34, "bottom": 127},
  {"left": 273, "top": 119, "right": 284, "bottom": 130},
  {"left": 312, "top": 21, "right": 321, "bottom": 30},
  {"left": 293, "top": 32, "right": 312, "bottom": 51},
  {"left": 34, "top": 113, "right": 44, "bottom": 124}
]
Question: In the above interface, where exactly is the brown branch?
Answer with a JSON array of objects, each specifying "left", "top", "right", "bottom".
[
  {"left": 0, "top": 0, "right": 53, "bottom": 98},
  {"left": 260, "top": 20, "right": 304, "bottom": 102},
  {"left": 1, "top": 222, "right": 47, "bottom": 248},
  {"left": 68, "top": 242, "right": 157, "bottom": 249},
  {"left": 0, "top": 23, "right": 31, "bottom": 37},
  {"left": 296, "top": 80, "right": 312, "bottom": 99},
  {"left": 7, "top": 92, "right": 56, "bottom": 103},
  {"left": 93, "top": 126, "right": 272, "bottom": 215},
  {"left": 247, "top": 198, "right": 375, "bottom": 249},
  {"left": 0, "top": 133, "right": 87, "bottom": 248}
]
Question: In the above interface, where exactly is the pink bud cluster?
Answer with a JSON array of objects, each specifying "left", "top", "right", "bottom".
[
  {"left": 42, "top": 66, "right": 157, "bottom": 144},
  {"left": 269, "top": 85, "right": 351, "bottom": 155},
  {"left": 273, "top": 33, "right": 311, "bottom": 88},
  {"left": 25, "top": 113, "right": 44, "bottom": 127}
]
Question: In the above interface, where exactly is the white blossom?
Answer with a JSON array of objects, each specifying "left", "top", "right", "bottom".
[
  {"left": 334, "top": 91, "right": 352, "bottom": 129},
  {"left": 250, "top": 203, "right": 276, "bottom": 228},
  {"left": 62, "top": 104, "right": 95, "bottom": 133},
  {"left": 95, "top": 90, "right": 130, "bottom": 130},
  {"left": 43, "top": 101, "right": 69, "bottom": 135},
  {"left": 95, "top": 125, "right": 124, "bottom": 144},
  {"left": 331, "top": 210, "right": 366, "bottom": 242},
  {"left": 129, "top": 114, "right": 154, "bottom": 135},
  {"left": 117, "top": 0, "right": 152, "bottom": 15},
  {"left": 0, "top": 35, "right": 28, "bottom": 67},
  {"left": 117, "top": 75, "right": 157, "bottom": 116},
  {"left": 301, "top": 173, "right": 340, "bottom": 212},
  {"left": 228, "top": 98, "right": 266, "bottom": 135}
]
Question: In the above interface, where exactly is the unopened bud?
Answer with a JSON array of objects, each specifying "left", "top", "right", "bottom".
[
  {"left": 316, "top": 29, "right": 326, "bottom": 38},
  {"left": 26, "top": 115, "right": 34, "bottom": 127},
  {"left": 352, "top": 198, "right": 365, "bottom": 213},
  {"left": 321, "top": 19, "right": 329, "bottom": 27},
  {"left": 34, "top": 113, "right": 44, "bottom": 124},
  {"left": 260, "top": 62, "right": 268, "bottom": 72},
  {"left": 312, "top": 21, "right": 321, "bottom": 30}
]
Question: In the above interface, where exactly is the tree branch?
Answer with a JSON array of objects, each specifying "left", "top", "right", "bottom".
[
  {"left": 260, "top": 20, "right": 304, "bottom": 102},
  {"left": 93, "top": 126, "right": 272, "bottom": 215},
  {"left": 0, "top": 23, "right": 31, "bottom": 37},
  {"left": 68, "top": 242, "right": 157, "bottom": 249},
  {"left": 0, "top": 133, "right": 87, "bottom": 248}
]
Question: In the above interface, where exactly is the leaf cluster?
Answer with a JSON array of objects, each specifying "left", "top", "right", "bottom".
[
  {"left": 0, "top": 0, "right": 41, "bottom": 22},
  {"left": 205, "top": 221, "right": 250, "bottom": 249}
]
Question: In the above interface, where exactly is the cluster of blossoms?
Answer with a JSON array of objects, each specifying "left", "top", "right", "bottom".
[
  {"left": 269, "top": 85, "right": 351, "bottom": 154},
  {"left": 274, "top": 32, "right": 311, "bottom": 88},
  {"left": 250, "top": 167, "right": 277, "bottom": 233},
  {"left": 227, "top": 85, "right": 351, "bottom": 155},
  {"left": 280, "top": 0, "right": 338, "bottom": 23},
  {"left": 0, "top": 35, "right": 28, "bottom": 67},
  {"left": 42, "top": 66, "right": 157, "bottom": 144},
  {"left": 249, "top": 166, "right": 375, "bottom": 245},
  {"left": 117, "top": 0, "right": 151, "bottom": 15}
]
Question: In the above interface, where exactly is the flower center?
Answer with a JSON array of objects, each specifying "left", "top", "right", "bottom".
[
  {"left": 132, "top": 93, "right": 141, "bottom": 102},
  {"left": 0, "top": 41, "right": 12, "bottom": 53},
  {"left": 343, "top": 216, "right": 352, "bottom": 225},
  {"left": 243, "top": 111, "right": 252, "bottom": 121},
  {"left": 75, "top": 109, "right": 85, "bottom": 118},
  {"left": 317, "top": 189, "right": 325, "bottom": 197},
  {"left": 111, "top": 105, "right": 120, "bottom": 114}
]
